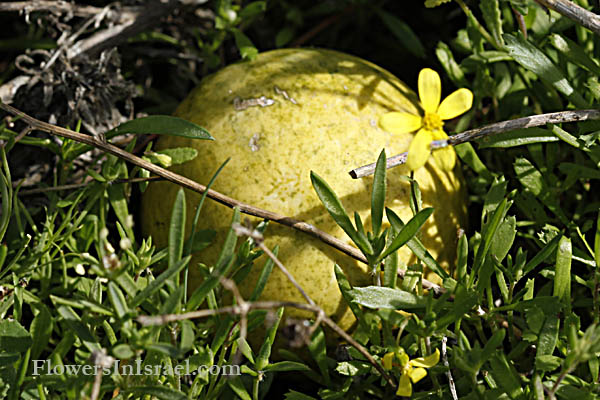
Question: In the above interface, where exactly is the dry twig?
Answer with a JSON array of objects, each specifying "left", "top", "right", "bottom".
[
  {"left": 0, "top": 102, "right": 444, "bottom": 293},
  {"left": 349, "top": 109, "right": 600, "bottom": 179},
  {"left": 534, "top": 0, "right": 600, "bottom": 37}
]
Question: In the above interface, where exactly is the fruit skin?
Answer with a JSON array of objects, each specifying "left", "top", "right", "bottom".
[{"left": 141, "top": 48, "right": 467, "bottom": 331}]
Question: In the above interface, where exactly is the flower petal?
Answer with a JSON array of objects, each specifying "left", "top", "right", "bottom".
[
  {"left": 418, "top": 68, "right": 441, "bottom": 114},
  {"left": 379, "top": 112, "right": 422, "bottom": 134},
  {"left": 432, "top": 146, "right": 456, "bottom": 171},
  {"left": 408, "top": 367, "right": 428, "bottom": 383},
  {"left": 396, "top": 373, "right": 413, "bottom": 397},
  {"left": 410, "top": 349, "right": 440, "bottom": 368},
  {"left": 437, "top": 88, "right": 473, "bottom": 120},
  {"left": 406, "top": 129, "right": 433, "bottom": 171},
  {"left": 383, "top": 352, "right": 395, "bottom": 370}
]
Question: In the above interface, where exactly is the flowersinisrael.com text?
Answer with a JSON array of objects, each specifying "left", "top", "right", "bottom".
[{"left": 32, "top": 358, "right": 240, "bottom": 377}]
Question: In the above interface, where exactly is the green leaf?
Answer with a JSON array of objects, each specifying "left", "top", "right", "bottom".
[
  {"left": 536, "top": 315, "right": 559, "bottom": 371},
  {"left": 29, "top": 304, "right": 52, "bottom": 360},
  {"left": 113, "top": 343, "right": 135, "bottom": 359},
  {"left": 470, "top": 198, "right": 509, "bottom": 286},
  {"left": 523, "top": 234, "right": 561, "bottom": 276},
  {"left": 232, "top": 28, "right": 258, "bottom": 60},
  {"left": 256, "top": 307, "right": 284, "bottom": 370},
  {"left": 155, "top": 147, "right": 198, "bottom": 165},
  {"left": 377, "top": 10, "right": 425, "bottom": 58},
  {"left": 264, "top": 361, "right": 311, "bottom": 372},
  {"left": 239, "top": 1, "right": 266, "bottom": 19},
  {"left": 455, "top": 142, "right": 493, "bottom": 181},
  {"left": 348, "top": 286, "right": 425, "bottom": 309},
  {"left": 169, "top": 188, "right": 186, "bottom": 271},
  {"left": 130, "top": 256, "right": 191, "bottom": 307},
  {"left": 249, "top": 246, "right": 277, "bottom": 301},
  {"left": 107, "top": 116, "right": 213, "bottom": 140},
  {"left": 479, "top": 329, "right": 506, "bottom": 369},
  {"left": 308, "top": 326, "right": 330, "bottom": 385},
  {"left": 379, "top": 207, "right": 434, "bottom": 261},
  {"left": 386, "top": 208, "right": 448, "bottom": 279},
  {"left": 436, "top": 41, "right": 468, "bottom": 87},
  {"left": 334, "top": 264, "right": 363, "bottom": 320},
  {"left": 107, "top": 282, "right": 129, "bottom": 319},
  {"left": 227, "top": 377, "right": 252, "bottom": 400},
  {"left": 477, "top": 128, "right": 559, "bottom": 148},
  {"left": 310, "top": 171, "right": 372, "bottom": 255},
  {"left": 237, "top": 337, "right": 255, "bottom": 364},
  {"left": 0, "top": 320, "right": 31, "bottom": 353},
  {"left": 480, "top": 0, "right": 504, "bottom": 47},
  {"left": 371, "top": 150, "right": 386, "bottom": 237},
  {"left": 553, "top": 236, "right": 572, "bottom": 307},
  {"left": 504, "top": 33, "right": 587, "bottom": 108},
  {"left": 489, "top": 353, "right": 525, "bottom": 400},
  {"left": 490, "top": 216, "right": 516, "bottom": 263},
  {"left": 549, "top": 33, "right": 600, "bottom": 75}
]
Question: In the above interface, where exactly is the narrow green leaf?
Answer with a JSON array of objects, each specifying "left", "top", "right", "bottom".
[
  {"left": 334, "top": 264, "right": 363, "bottom": 320},
  {"left": 107, "top": 282, "right": 129, "bottom": 319},
  {"left": 249, "top": 246, "right": 277, "bottom": 301},
  {"left": 227, "top": 377, "right": 252, "bottom": 400},
  {"left": 232, "top": 28, "right": 258, "bottom": 60},
  {"left": 479, "top": 329, "right": 506, "bottom": 369},
  {"left": 504, "top": 33, "right": 587, "bottom": 108},
  {"left": 480, "top": 0, "right": 504, "bottom": 46},
  {"left": 386, "top": 208, "right": 448, "bottom": 279},
  {"left": 377, "top": 10, "right": 425, "bottom": 58},
  {"left": 371, "top": 149, "right": 386, "bottom": 237},
  {"left": 455, "top": 142, "right": 493, "bottom": 181},
  {"left": 310, "top": 171, "right": 372, "bottom": 255},
  {"left": 536, "top": 314, "right": 559, "bottom": 370},
  {"left": 256, "top": 307, "right": 284, "bottom": 370},
  {"left": 107, "top": 116, "right": 213, "bottom": 140},
  {"left": 470, "top": 198, "right": 509, "bottom": 286},
  {"left": 239, "top": 1, "right": 266, "bottom": 19},
  {"left": 237, "top": 337, "right": 255, "bottom": 365},
  {"left": 130, "top": 256, "right": 191, "bottom": 307},
  {"left": 554, "top": 236, "right": 572, "bottom": 308},
  {"left": 490, "top": 216, "right": 516, "bottom": 263},
  {"left": 308, "top": 326, "right": 330, "bottom": 385},
  {"left": 523, "top": 234, "right": 561, "bottom": 276},
  {"left": 489, "top": 353, "right": 525, "bottom": 400},
  {"left": 29, "top": 304, "right": 52, "bottom": 360},
  {"left": 264, "top": 361, "right": 311, "bottom": 372},
  {"left": 348, "top": 286, "right": 425, "bottom": 309},
  {"left": 595, "top": 212, "right": 600, "bottom": 268},
  {"left": 379, "top": 208, "right": 434, "bottom": 261},
  {"left": 169, "top": 188, "right": 186, "bottom": 270}
]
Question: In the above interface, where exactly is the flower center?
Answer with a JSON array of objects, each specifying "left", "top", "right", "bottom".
[{"left": 422, "top": 112, "right": 443, "bottom": 131}]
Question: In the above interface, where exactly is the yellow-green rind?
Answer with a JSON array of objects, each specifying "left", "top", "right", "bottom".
[{"left": 141, "top": 48, "right": 467, "bottom": 331}]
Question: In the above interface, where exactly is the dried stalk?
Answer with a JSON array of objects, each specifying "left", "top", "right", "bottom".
[
  {"left": 0, "top": 102, "right": 443, "bottom": 293},
  {"left": 349, "top": 109, "right": 600, "bottom": 179}
]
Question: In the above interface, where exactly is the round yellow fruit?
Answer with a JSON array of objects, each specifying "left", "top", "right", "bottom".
[{"left": 141, "top": 48, "right": 466, "bottom": 331}]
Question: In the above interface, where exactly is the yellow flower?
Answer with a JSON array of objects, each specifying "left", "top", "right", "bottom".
[
  {"left": 379, "top": 68, "right": 473, "bottom": 171},
  {"left": 383, "top": 348, "right": 440, "bottom": 397}
]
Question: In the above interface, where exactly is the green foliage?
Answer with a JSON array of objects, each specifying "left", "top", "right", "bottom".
[{"left": 3, "top": 0, "right": 600, "bottom": 398}]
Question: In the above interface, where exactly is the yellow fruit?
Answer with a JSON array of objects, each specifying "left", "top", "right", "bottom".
[{"left": 141, "top": 49, "right": 466, "bottom": 331}]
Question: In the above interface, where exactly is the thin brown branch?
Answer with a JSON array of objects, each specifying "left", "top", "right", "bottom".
[
  {"left": 290, "top": 6, "right": 353, "bottom": 47},
  {"left": 18, "top": 176, "right": 163, "bottom": 196},
  {"left": 349, "top": 109, "right": 600, "bottom": 179},
  {"left": 534, "top": 0, "right": 600, "bottom": 37},
  {"left": 137, "top": 299, "right": 397, "bottom": 388},
  {"left": 0, "top": 102, "right": 443, "bottom": 293},
  {"left": 0, "top": 1, "right": 134, "bottom": 20}
]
